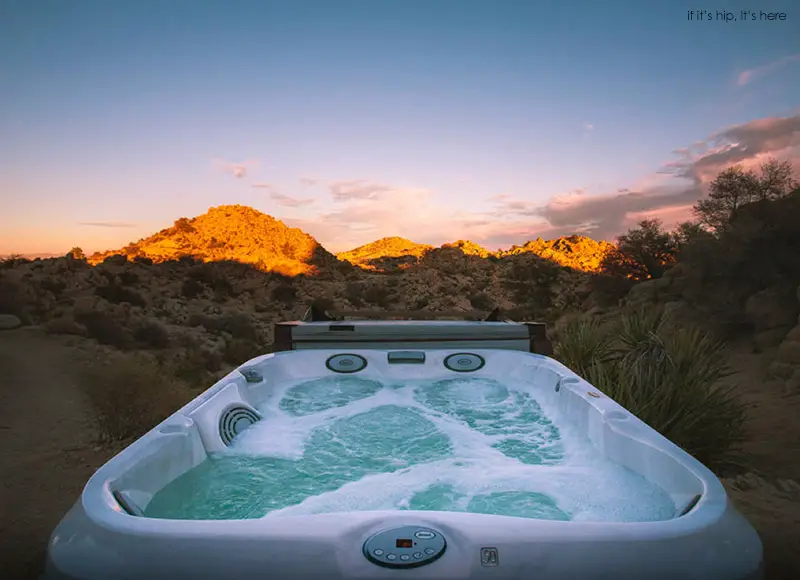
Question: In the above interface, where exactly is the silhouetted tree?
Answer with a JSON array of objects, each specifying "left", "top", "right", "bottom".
[
  {"left": 693, "top": 159, "right": 797, "bottom": 232},
  {"left": 604, "top": 219, "right": 677, "bottom": 281}
]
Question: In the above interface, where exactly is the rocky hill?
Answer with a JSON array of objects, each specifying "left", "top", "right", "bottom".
[
  {"left": 88, "top": 205, "right": 338, "bottom": 276},
  {"left": 337, "top": 234, "right": 612, "bottom": 273},
  {"left": 336, "top": 237, "right": 434, "bottom": 271},
  {"left": 497, "top": 235, "right": 615, "bottom": 272}
]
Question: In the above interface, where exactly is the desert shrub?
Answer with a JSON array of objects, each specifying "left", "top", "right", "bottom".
[
  {"left": 118, "top": 271, "right": 139, "bottom": 285},
  {"left": 172, "top": 346, "right": 223, "bottom": 386},
  {"left": 469, "top": 292, "right": 494, "bottom": 311},
  {"left": 219, "top": 313, "right": 258, "bottom": 341},
  {"left": 133, "top": 321, "right": 171, "bottom": 349},
  {"left": 344, "top": 282, "right": 365, "bottom": 306},
  {"left": 222, "top": 338, "right": 264, "bottom": 366},
  {"left": 40, "top": 278, "right": 66, "bottom": 296},
  {"left": 554, "top": 307, "right": 747, "bottom": 473},
  {"left": 310, "top": 296, "right": 335, "bottom": 313},
  {"left": 363, "top": 283, "right": 391, "bottom": 307},
  {"left": 75, "top": 311, "right": 133, "bottom": 349},
  {"left": 0, "top": 277, "right": 24, "bottom": 316},
  {"left": 181, "top": 278, "right": 205, "bottom": 299},
  {"left": 186, "top": 265, "right": 235, "bottom": 299},
  {"left": 271, "top": 281, "right": 298, "bottom": 302},
  {"left": 1, "top": 255, "right": 30, "bottom": 269},
  {"left": 95, "top": 284, "right": 146, "bottom": 307},
  {"left": 186, "top": 312, "right": 258, "bottom": 341},
  {"left": 44, "top": 316, "right": 86, "bottom": 336},
  {"left": 79, "top": 352, "right": 191, "bottom": 442},
  {"left": 133, "top": 256, "right": 153, "bottom": 265}
]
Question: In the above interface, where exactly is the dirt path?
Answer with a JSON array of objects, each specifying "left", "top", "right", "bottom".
[
  {"left": 0, "top": 329, "right": 109, "bottom": 579},
  {"left": 718, "top": 343, "right": 800, "bottom": 579},
  {"left": 0, "top": 330, "right": 797, "bottom": 578}
]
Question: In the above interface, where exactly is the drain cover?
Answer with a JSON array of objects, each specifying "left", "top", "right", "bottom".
[{"left": 444, "top": 353, "right": 485, "bottom": 372}]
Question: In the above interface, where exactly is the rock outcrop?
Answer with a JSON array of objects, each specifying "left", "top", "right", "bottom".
[{"left": 768, "top": 284, "right": 800, "bottom": 395}]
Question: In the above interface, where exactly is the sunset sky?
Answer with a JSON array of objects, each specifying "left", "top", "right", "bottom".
[{"left": 1, "top": 0, "right": 799, "bottom": 255}]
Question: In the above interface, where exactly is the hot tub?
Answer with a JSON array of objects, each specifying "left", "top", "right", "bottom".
[{"left": 45, "top": 325, "right": 763, "bottom": 580}]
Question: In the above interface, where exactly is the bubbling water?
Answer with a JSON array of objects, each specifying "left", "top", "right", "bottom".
[{"left": 145, "top": 376, "right": 676, "bottom": 521}]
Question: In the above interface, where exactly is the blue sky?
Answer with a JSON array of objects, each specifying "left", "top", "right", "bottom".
[{"left": 1, "top": 0, "right": 799, "bottom": 254}]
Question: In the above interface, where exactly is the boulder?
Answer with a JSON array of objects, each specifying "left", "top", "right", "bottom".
[
  {"left": 777, "top": 340, "right": 800, "bottom": 365},
  {"left": 753, "top": 327, "right": 792, "bottom": 351},
  {"left": 0, "top": 314, "right": 21, "bottom": 330},
  {"left": 745, "top": 286, "right": 799, "bottom": 331}
]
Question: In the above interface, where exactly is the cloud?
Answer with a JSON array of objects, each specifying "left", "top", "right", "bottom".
[
  {"left": 212, "top": 157, "right": 259, "bottom": 179},
  {"left": 329, "top": 180, "right": 394, "bottom": 201},
  {"left": 737, "top": 54, "right": 800, "bottom": 86},
  {"left": 287, "top": 115, "right": 800, "bottom": 251},
  {"left": 270, "top": 191, "right": 315, "bottom": 208},
  {"left": 252, "top": 183, "right": 272, "bottom": 189},
  {"left": 525, "top": 114, "right": 800, "bottom": 239},
  {"left": 583, "top": 122, "right": 594, "bottom": 131},
  {"left": 299, "top": 177, "right": 318, "bottom": 187},
  {"left": 78, "top": 221, "right": 136, "bottom": 228}
]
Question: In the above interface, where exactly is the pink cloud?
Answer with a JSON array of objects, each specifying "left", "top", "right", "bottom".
[
  {"left": 284, "top": 115, "right": 800, "bottom": 252},
  {"left": 211, "top": 158, "right": 259, "bottom": 179},
  {"left": 737, "top": 54, "right": 800, "bottom": 87}
]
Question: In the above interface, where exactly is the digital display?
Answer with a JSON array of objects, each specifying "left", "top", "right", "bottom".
[{"left": 396, "top": 539, "right": 413, "bottom": 549}]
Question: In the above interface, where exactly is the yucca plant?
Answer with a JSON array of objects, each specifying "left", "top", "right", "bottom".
[{"left": 554, "top": 307, "right": 747, "bottom": 473}]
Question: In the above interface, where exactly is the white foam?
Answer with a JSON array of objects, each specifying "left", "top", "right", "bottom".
[{"left": 195, "top": 376, "right": 675, "bottom": 521}]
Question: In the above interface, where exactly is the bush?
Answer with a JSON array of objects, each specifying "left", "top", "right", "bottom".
[
  {"left": 554, "top": 307, "right": 747, "bottom": 473},
  {"left": 40, "top": 278, "right": 67, "bottom": 296},
  {"left": 363, "top": 283, "right": 392, "bottom": 307},
  {"left": 95, "top": 284, "right": 146, "bottom": 307},
  {"left": 469, "top": 292, "right": 494, "bottom": 311},
  {"left": 133, "top": 321, "right": 171, "bottom": 349},
  {"left": 118, "top": 271, "right": 139, "bottom": 286},
  {"left": 181, "top": 278, "right": 205, "bottom": 299},
  {"left": 79, "top": 352, "right": 191, "bottom": 442},
  {"left": 222, "top": 338, "right": 264, "bottom": 366},
  {"left": 186, "top": 312, "right": 258, "bottom": 341},
  {"left": 0, "top": 278, "right": 24, "bottom": 316},
  {"left": 44, "top": 316, "right": 86, "bottom": 336},
  {"left": 172, "top": 346, "right": 223, "bottom": 386},
  {"left": 271, "top": 282, "right": 298, "bottom": 302},
  {"left": 75, "top": 311, "right": 133, "bottom": 349}
]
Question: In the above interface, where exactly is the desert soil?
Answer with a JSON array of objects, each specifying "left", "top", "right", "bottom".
[{"left": 0, "top": 329, "right": 798, "bottom": 579}]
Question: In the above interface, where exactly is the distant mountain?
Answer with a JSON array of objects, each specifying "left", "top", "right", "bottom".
[
  {"left": 82, "top": 205, "right": 614, "bottom": 277},
  {"left": 0, "top": 252, "right": 62, "bottom": 260},
  {"left": 88, "top": 204, "right": 338, "bottom": 276},
  {"left": 337, "top": 234, "right": 613, "bottom": 273},
  {"left": 336, "top": 237, "right": 433, "bottom": 270},
  {"left": 497, "top": 235, "right": 615, "bottom": 272}
]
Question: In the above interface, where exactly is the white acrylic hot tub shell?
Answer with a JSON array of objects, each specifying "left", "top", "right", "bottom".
[{"left": 44, "top": 349, "right": 764, "bottom": 580}]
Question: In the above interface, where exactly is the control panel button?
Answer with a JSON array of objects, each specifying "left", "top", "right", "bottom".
[
  {"left": 400, "top": 555, "right": 410, "bottom": 561},
  {"left": 373, "top": 549, "right": 384, "bottom": 556},
  {"left": 424, "top": 548, "right": 435, "bottom": 555},
  {"left": 413, "top": 552, "right": 423, "bottom": 559},
  {"left": 386, "top": 554, "right": 397, "bottom": 561},
  {"left": 415, "top": 531, "right": 435, "bottom": 540}
]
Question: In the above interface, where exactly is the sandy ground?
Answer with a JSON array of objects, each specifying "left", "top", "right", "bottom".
[{"left": 0, "top": 329, "right": 798, "bottom": 578}]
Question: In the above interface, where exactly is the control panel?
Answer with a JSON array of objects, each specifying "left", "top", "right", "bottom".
[{"left": 363, "top": 525, "right": 446, "bottom": 569}]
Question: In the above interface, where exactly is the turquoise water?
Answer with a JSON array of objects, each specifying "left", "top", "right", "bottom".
[{"left": 145, "top": 376, "right": 676, "bottom": 521}]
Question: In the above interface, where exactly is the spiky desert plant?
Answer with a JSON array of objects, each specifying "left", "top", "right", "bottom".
[{"left": 554, "top": 307, "right": 747, "bottom": 473}]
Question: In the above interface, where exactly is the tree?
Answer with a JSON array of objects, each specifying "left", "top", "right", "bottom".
[
  {"left": 604, "top": 218, "right": 677, "bottom": 281},
  {"left": 693, "top": 159, "right": 797, "bottom": 232},
  {"left": 68, "top": 247, "right": 86, "bottom": 260},
  {"left": 590, "top": 219, "right": 678, "bottom": 306}
]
